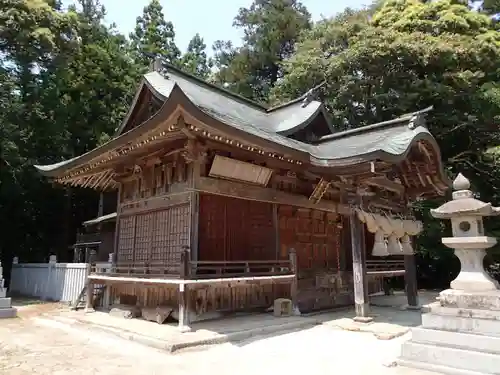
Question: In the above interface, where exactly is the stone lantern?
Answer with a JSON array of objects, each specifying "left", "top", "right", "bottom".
[
  {"left": 398, "top": 173, "right": 500, "bottom": 375},
  {"left": 430, "top": 173, "right": 499, "bottom": 292}
]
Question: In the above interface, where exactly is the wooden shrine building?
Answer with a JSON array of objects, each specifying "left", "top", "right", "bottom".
[{"left": 35, "top": 62, "right": 448, "bottom": 329}]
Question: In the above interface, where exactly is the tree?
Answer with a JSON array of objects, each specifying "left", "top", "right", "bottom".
[
  {"left": 129, "top": 0, "right": 181, "bottom": 67},
  {"left": 480, "top": 0, "right": 500, "bottom": 15},
  {"left": 180, "top": 33, "right": 212, "bottom": 78},
  {"left": 212, "top": 0, "right": 311, "bottom": 102},
  {"left": 0, "top": 0, "right": 142, "bottom": 267},
  {"left": 273, "top": 0, "right": 500, "bottom": 285}
]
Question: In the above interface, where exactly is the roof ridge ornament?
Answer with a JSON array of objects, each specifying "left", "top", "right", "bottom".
[
  {"left": 142, "top": 51, "right": 169, "bottom": 78},
  {"left": 301, "top": 81, "right": 327, "bottom": 108},
  {"left": 407, "top": 106, "right": 433, "bottom": 129}
]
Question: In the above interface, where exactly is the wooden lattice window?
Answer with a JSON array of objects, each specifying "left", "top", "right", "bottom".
[
  {"left": 165, "top": 204, "right": 190, "bottom": 263},
  {"left": 150, "top": 209, "right": 168, "bottom": 262},
  {"left": 117, "top": 216, "right": 135, "bottom": 262},
  {"left": 134, "top": 213, "right": 153, "bottom": 262}
]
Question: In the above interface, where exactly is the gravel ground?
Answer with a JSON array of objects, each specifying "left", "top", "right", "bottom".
[{"left": 0, "top": 314, "right": 442, "bottom": 375}]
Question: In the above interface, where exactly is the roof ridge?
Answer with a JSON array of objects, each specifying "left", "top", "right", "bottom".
[
  {"left": 316, "top": 106, "right": 433, "bottom": 143},
  {"left": 267, "top": 81, "right": 327, "bottom": 112},
  {"left": 159, "top": 62, "right": 268, "bottom": 111}
]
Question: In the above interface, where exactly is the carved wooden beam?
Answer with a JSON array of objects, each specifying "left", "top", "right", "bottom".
[
  {"left": 194, "top": 177, "right": 351, "bottom": 215},
  {"left": 361, "top": 176, "right": 405, "bottom": 196},
  {"left": 182, "top": 139, "right": 207, "bottom": 164}
]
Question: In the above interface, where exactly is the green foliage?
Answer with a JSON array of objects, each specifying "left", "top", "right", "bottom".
[
  {"left": 2, "top": 0, "right": 500, "bottom": 290},
  {"left": 129, "top": 0, "right": 180, "bottom": 67},
  {"left": 212, "top": 0, "right": 311, "bottom": 102},
  {"left": 273, "top": 0, "right": 500, "bottom": 282},
  {"left": 0, "top": 0, "right": 141, "bottom": 265},
  {"left": 180, "top": 33, "right": 212, "bottom": 78}
]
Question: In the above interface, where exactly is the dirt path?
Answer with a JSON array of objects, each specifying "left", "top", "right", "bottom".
[{"left": 0, "top": 312, "right": 439, "bottom": 375}]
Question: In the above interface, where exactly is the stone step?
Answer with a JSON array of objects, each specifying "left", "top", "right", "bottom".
[
  {"left": 0, "top": 307, "right": 17, "bottom": 319},
  {"left": 0, "top": 298, "right": 11, "bottom": 309},
  {"left": 400, "top": 341, "right": 500, "bottom": 374},
  {"left": 411, "top": 327, "right": 500, "bottom": 354},
  {"left": 422, "top": 312, "right": 500, "bottom": 337},
  {"left": 397, "top": 359, "right": 489, "bottom": 375}
]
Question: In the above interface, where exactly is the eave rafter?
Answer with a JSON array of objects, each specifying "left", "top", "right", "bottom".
[
  {"left": 398, "top": 140, "right": 449, "bottom": 198},
  {"left": 56, "top": 116, "right": 185, "bottom": 187}
]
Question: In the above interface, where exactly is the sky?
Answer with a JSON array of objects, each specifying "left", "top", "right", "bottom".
[{"left": 63, "top": 0, "right": 368, "bottom": 53}]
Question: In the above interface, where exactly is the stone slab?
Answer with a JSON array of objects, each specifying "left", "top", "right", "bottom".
[
  {"left": 400, "top": 340, "right": 500, "bottom": 374},
  {"left": 439, "top": 289, "right": 500, "bottom": 311},
  {"left": 0, "top": 297, "right": 12, "bottom": 309},
  {"left": 423, "top": 302, "right": 500, "bottom": 321},
  {"left": 411, "top": 327, "right": 500, "bottom": 354},
  {"left": 0, "top": 307, "right": 17, "bottom": 319},
  {"left": 422, "top": 310, "right": 500, "bottom": 337},
  {"left": 41, "top": 314, "right": 319, "bottom": 353},
  {"left": 397, "top": 359, "right": 489, "bottom": 375}
]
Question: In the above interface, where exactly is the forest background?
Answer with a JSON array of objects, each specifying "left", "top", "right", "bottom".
[{"left": 1, "top": 0, "right": 500, "bottom": 288}]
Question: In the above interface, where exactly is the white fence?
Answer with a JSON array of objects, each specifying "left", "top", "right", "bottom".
[{"left": 10, "top": 256, "right": 89, "bottom": 302}]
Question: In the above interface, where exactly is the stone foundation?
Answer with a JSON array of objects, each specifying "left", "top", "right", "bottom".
[
  {"left": 0, "top": 279, "right": 17, "bottom": 319},
  {"left": 398, "top": 299, "right": 500, "bottom": 374}
]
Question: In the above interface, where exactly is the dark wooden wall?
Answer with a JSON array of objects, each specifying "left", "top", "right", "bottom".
[
  {"left": 198, "top": 194, "right": 275, "bottom": 261},
  {"left": 278, "top": 205, "right": 341, "bottom": 270},
  {"left": 96, "top": 222, "right": 115, "bottom": 261}
]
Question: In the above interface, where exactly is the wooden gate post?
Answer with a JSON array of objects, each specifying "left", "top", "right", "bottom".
[
  {"left": 349, "top": 212, "right": 372, "bottom": 322},
  {"left": 178, "top": 247, "right": 192, "bottom": 332}
]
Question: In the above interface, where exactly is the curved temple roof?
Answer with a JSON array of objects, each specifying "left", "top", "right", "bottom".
[{"left": 34, "top": 67, "right": 446, "bottom": 187}]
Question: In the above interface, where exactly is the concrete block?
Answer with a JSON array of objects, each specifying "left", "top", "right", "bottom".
[
  {"left": 0, "top": 298, "right": 12, "bottom": 309},
  {"left": 141, "top": 306, "right": 173, "bottom": 324},
  {"left": 0, "top": 307, "right": 17, "bottom": 319},
  {"left": 109, "top": 304, "right": 141, "bottom": 319},
  {"left": 411, "top": 327, "right": 500, "bottom": 354},
  {"left": 273, "top": 298, "right": 292, "bottom": 317},
  {"left": 400, "top": 341, "right": 500, "bottom": 374}
]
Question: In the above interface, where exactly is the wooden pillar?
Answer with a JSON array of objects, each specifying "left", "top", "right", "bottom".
[
  {"left": 190, "top": 192, "right": 200, "bottom": 262},
  {"left": 97, "top": 191, "right": 104, "bottom": 217},
  {"left": 273, "top": 204, "right": 280, "bottom": 259},
  {"left": 288, "top": 248, "right": 300, "bottom": 315},
  {"left": 349, "top": 212, "right": 372, "bottom": 322},
  {"left": 404, "top": 254, "right": 420, "bottom": 309},
  {"left": 178, "top": 247, "right": 192, "bottom": 332}
]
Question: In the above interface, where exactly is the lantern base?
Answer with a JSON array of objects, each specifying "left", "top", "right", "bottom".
[
  {"left": 398, "top": 297, "right": 500, "bottom": 375},
  {"left": 439, "top": 288, "right": 500, "bottom": 311}
]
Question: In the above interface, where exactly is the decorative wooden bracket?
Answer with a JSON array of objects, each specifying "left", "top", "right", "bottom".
[
  {"left": 176, "top": 115, "right": 196, "bottom": 139},
  {"left": 182, "top": 139, "right": 207, "bottom": 164},
  {"left": 309, "top": 178, "right": 331, "bottom": 204},
  {"left": 362, "top": 176, "right": 405, "bottom": 196}
]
